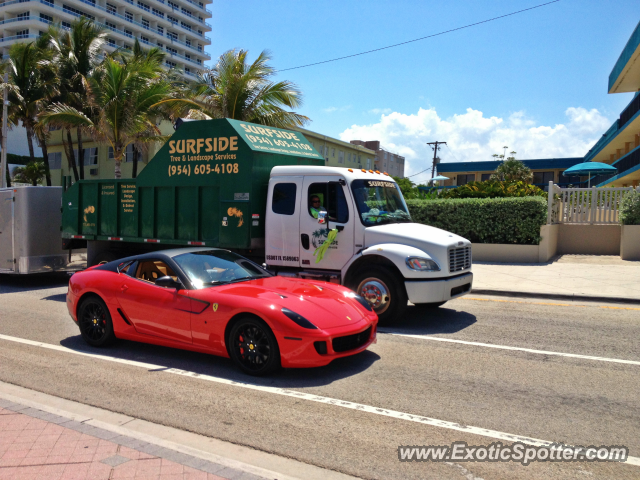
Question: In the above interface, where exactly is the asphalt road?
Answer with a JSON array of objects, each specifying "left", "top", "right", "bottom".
[{"left": 1, "top": 273, "right": 639, "bottom": 479}]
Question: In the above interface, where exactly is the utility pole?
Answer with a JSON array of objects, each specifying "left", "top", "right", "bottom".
[
  {"left": 1, "top": 71, "right": 7, "bottom": 188},
  {"left": 427, "top": 141, "right": 446, "bottom": 181}
]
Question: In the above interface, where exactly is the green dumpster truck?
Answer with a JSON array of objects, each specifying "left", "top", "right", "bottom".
[{"left": 62, "top": 118, "right": 473, "bottom": 322}]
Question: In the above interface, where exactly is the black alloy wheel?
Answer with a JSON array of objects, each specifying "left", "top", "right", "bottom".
[
  {"left": 229, "top": 317, "right": 280, "bottom": 376},
  {"left": 78, "top": 296, "right": 116, "bottom": 347}
]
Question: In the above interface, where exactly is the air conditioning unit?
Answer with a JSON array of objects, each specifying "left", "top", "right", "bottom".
[{"left": 89, "top": 168, "right": 98, "bottom": 176}]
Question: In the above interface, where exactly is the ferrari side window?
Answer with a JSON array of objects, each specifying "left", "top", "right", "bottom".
[{"left": 136, "top": 260, "right": 178, "bottom": 284}]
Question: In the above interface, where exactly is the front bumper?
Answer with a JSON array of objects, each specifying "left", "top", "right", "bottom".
[
  {"left": 275, "top": 317, "right": 377, "bottom": 368},
  {"left": 405, "top": 272, "right": 473, "bottom": 304}
]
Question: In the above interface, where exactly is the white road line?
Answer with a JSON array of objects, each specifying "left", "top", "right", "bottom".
[
  {"left": 1, "top": 333, "right": 638, "bottom": 467},
  {"left": 379, "top": 332, "right": 640, "bottom": 366}
]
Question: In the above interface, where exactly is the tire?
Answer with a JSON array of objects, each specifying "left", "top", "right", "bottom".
[
  {"left": 417, "top": 301, "right": 447, "bottom": 309},
  {"left": 349, "top": 265, "right": 407, "bottom": 325},
  {"left": 228, "top": 317, "right": 281, "bottom": 376},
  {"left": 77, "top": 296, "right": 116, "bottom": 347}
]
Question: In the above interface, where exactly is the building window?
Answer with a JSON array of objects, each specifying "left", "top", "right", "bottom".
[
  {"left": 457, "top": 174, "right": 475, "bottom": 186},
  {"left": 152, "top": 7, "right": 163, "bottom": 18},
  {"left": 108, "top": 145, "right": 134, "bottom": 162},
  {"left": 338, "top": 151, "right": 344, "bottom": 164},
  {"left": 140, "top": 35, "right": 149, "bottom": 44},
  {"left": 181, "top": 7, "right": 190, "bottom": 16},
  {"left": 61, "top": 21, "right": 71, "bottom": 29},
  {"left": 168, "top": 30, "right": 178, "bottom": 40},
  {"left": 166, "top": 60, "right": 176, "bottom": 68},
  {"left": 107, "top": 37, "right": 116, "bottom": 46},
  {"left": 123, "top": 43, "right": 131, "bottom": 50},
  {"left": 141, "top": 17, "right": 149, "bottom": 29},
  {"left": 48, "top": 152, "right": 62, "bottom": 170},
  {"left": 15, "top": 29, "right": 29, "bottom": 38},
  {"left": 185, "top": 53, "right": 191, "bottom": 60},
  {"left": 107, "top": 3, "right": 116, "bottom": 14},
  {"left": 185, "top": 38, "right": 191, "bottom": 47},
  {"left": 124, "top": 29, "right": 133, "bottom": 38},
  {"left": 196, "top": 58, "right": 201, "bottom": 65},
  {"left": 105, "top": 21, "right": 116, "bottom": 30},
  {"left": 137, "top": 1, "right": 150, "bottom": 11},
  {"left": 197, "top": 44, "right": 202, "bottom": 52},
  {"left": 180, "top": 21, "right": 191, "bottom": 31},
  {"left": 480, "top": 173, "right": 492, "bottom": 182},
  {"left": 40, "top": 13, "right": 53, "bottom": 22},
  {"left": 185, "top": 66, "right": 190, "bottom": 74},
  {"left": 125, "top": 11, "right": 133, "bottom": 22},
  {"left": 168, "top": 0, "right": 178, "bottom": 8},
  {"left": 532, "top": 171, "right": 554, "bottom": 185},
  {"left": 366, "top": 158, "right": 372, "bottom": 169},
  {"left": 157, "top": 41, "right": 163, "bottom": 48},
  {"left": 168, "top": 15, "right": 178, "bottom": 23},
  {"left": 166, "top": 46, "right": 177, "bottom": 54},
  {"left": 17, "top": 11, "right": 29, "bottom": 19},
  {"left": 63, "top": 4, "right": 93, "bottom": 19}
]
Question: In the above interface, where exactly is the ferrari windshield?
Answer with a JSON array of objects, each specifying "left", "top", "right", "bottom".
[
  {"left": 173, "top": 250, "right": 270, "bottom": 289},
  {"left": 351, "top": 179, "right": 412, "bottom": 226}
]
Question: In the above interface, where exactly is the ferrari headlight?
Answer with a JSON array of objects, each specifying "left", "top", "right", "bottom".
[
  {"left": 343, "top": 291, "right": 373, "bottom": 311},
  {"left": 406, "top": 257, "right": 440, "bottom": 272},
  {"left": 281, "top": 308, "right": 318, "bottom": 329}
]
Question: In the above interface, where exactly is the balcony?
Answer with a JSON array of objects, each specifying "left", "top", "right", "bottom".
[
  {"left": 595, "top": 146, "right": 640, "bottom": 186},
  {"left": 609, "top": 19, "right": 640, "bottom": 93}
]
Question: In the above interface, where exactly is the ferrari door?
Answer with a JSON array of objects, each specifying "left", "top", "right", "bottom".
[{"left": 116, "top": 259, "right": 192, "bottom": 343}]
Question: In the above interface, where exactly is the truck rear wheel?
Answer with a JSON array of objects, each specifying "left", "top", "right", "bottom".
[{"left": 351, "top": 266, "right": 407, "bottom": 325}]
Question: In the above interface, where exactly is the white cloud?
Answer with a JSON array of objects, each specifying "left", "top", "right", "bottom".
[
  {"left": 323, "top": 105, "right": 351, "bottom": 113},
  {"left": 339, "top": 107, "right": 610, "bottom": 181}
]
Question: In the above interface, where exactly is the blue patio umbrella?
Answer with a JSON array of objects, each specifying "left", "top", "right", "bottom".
[
  {"left": 429, "top": 175, "right": 449, "bottom": 185},
  {"left": 562, "top": 162, "right": 617, "bottom": 188}
]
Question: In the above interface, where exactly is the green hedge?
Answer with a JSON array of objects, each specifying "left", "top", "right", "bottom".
[
  {"left": 406, "top": 197, "right": 547, "bottom": 245},
  {"left": 619, "top": 191, "right": 640, "bottom": 225}
]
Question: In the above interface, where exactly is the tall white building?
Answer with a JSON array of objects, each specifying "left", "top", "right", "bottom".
[{"left": 0, "top": 0, "right": 212, "bottom": 77}]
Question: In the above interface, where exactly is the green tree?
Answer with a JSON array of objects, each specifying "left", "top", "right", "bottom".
[
  {"left": 490, "top": 151, "right": 533, "bottom": 183},
  {"left": 12, "top": 161, "right": 47, "bottom": 186},
  {"left": 41, "top": 56, "right": 178, "bottom": 179},
  {"left": 182, "top": 49, "right": 309, "bottom": 128},
  {"left": 48, "top": 18, "right": 107, "bottom": 181},
  {"left": 1, "top": 37, "right": 57, "bottom": 185}
]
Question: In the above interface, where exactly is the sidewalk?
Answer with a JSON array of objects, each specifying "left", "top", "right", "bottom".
[
  {"left": 471, "top": 255, "right": 640, "bottom": 302},
  {"left": 0, "top": 400, "right": 266, "bottom": 480}
]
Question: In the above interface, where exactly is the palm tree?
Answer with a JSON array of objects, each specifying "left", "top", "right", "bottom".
[
  {"left": 49, "top": 18, "right": 107, "bottom": 180},
  {"left": 1, "top": 37, "right": 57, "bottom": 186},
  {"left": 13, "top": 161, "right": 46, "bottom": 185},
  {"left": 182, "top": 49, "right": 309, "bottom": 128},
  {"left": 41, "top": 56, "right": 178, "bottom": 179}
]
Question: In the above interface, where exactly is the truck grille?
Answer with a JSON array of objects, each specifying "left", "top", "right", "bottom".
[
  {"left": 449, "top": 246, "right": 471, "bottom": 273},
  {"left": 332, "top": 326, "right": 372, "bottom": 353}
]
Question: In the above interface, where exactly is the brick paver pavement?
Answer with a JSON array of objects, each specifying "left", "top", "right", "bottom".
[{"left": 0, "top": 402, "right": 270, "bottom": 480}]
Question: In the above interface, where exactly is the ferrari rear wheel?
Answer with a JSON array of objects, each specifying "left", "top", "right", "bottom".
[
  {"left": 78, "top": 296, "right": 116, "bottom": 347},
  {"left": 229, "top": 317, "right": 280, "bottom": 376}
]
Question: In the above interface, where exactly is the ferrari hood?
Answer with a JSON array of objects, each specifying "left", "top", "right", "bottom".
[{"left": 218, "top": 277, "right": 368, "bottom": 329}]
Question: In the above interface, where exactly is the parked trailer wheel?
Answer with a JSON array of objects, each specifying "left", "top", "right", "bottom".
[{"left": 350, "top": 266, "right": 407, "bottom": 325}]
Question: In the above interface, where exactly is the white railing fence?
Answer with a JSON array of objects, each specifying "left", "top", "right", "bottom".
[{"left": 547, "top": 182, "right": 640, "bottom": 225}]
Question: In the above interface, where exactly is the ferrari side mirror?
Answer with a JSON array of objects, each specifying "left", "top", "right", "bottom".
[{"left": 155, "top": 276, "right": 183, "bottom": 289}]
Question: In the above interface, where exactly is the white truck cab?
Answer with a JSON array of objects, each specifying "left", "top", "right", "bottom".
[{"left": 265, "top": 166, "right": 473, "bottom": 324}]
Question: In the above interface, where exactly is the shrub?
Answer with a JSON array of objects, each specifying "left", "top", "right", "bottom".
[
  {"left": 406, "top": 196, "right": 547, "bottom": 245},
  {"left": 439, "top": 180, "right": 545, "bottom": 199},
  {"left": 619, "top": 191, "right": 640, "bottom": 225}
]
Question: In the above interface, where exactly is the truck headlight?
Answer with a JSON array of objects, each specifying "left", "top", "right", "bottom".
[{"left": 406, "top": 257, "right": 440, "bottom": 272}]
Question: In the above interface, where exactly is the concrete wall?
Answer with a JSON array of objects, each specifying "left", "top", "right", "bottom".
[
  {"left": 556, "top": 224, "right": 620, "bottom": 255},
  {"left": 472, "top": 224, "right": 622, "bottom": 263}
]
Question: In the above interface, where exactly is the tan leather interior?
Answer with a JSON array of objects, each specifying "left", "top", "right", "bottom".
[{"left": 136, "top": 260, "right": 177, "bottom": 283}]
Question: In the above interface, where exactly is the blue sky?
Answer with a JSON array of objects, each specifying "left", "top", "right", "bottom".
[{"left": 209, "top": 0, "right": 637, "bottom": 180}]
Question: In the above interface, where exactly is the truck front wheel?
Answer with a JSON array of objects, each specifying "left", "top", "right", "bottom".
[{"left": 350, "top": 266, "right": 407, "bottom": 325}]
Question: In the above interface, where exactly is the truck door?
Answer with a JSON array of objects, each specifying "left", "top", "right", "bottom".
[
  {"left": 265, "top": 176, "right": 302, "bottom": 268},
  {"left": 0, "top": 190, "right": 13, "bottom": 272},
  {"left": 300, "top": 176, "right": 354, "bottom": 271}
]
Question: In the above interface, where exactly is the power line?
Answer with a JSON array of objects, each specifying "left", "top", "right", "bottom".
[{"left": 276, "top": 1, "right": 560, "bottom": 73}]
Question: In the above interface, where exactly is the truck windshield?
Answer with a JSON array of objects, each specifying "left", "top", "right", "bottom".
[
  {"left": 351, "top": 179, "right": 412, "bottom": 226},
  {"left": 173, "top": 250, "right": 271, "bottom": 289}
]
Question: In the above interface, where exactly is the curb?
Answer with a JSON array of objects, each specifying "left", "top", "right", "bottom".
[{"left": 470, "top": 289, "right": 640, "bottom": 305}]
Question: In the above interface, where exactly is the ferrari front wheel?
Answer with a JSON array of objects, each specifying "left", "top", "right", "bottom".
[
  {"left": 229, "top": 317, "right": 281, "bottom": 376},
  {"left": 78, "top": 296, "right": 115, "bottom": 347}
]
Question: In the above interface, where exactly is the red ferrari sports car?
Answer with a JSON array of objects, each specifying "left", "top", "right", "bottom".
[{"left": 67, "top": 248, "right": 377, "bottom": 375}]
